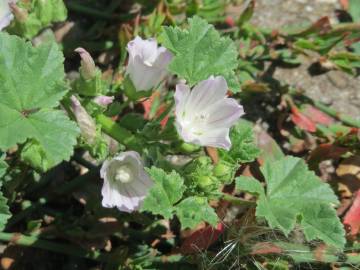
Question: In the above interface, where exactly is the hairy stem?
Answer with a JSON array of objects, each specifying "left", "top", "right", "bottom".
[
  {"left": 96, "top": 114, "right": 143, "bottom": 152},
  {"left": 312, "top": 101, "right": 360, "bottom": 128},
  {"left": 221, "top": 194, "right": 256, "bottom": 207}
]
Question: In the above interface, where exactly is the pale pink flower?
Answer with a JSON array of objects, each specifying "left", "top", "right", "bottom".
[
  {"left": 126, "top": 36, "right": 172, "bottom": 91},
  {"left": 174, "top": 76, "right": 244, "bottom": 150},
  {"left": 93, "top": 95, "right": 114, "bottom": 107},
  {"left": 0, "top": 1, "right": 16, "bottom": 30},
  {"left": 100, "top": 151, "right": 153, "bottom": 213}
]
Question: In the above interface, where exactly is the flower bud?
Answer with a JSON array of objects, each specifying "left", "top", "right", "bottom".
[
  {"left": 197, "top": 175, "right": 217, "bottom": 191},
  {"left": 9, "top": 2, "right": 27, "bottom": 23},
  {"left": 70, "top": 95, "right": 96, "bottom": 144},
  {"left": 184, "top": 156, "right": 220, "bottom": 193},
  {"left": 75, "top": 47, "right": 96, "bottom": 80},
  {"left": 93, "top": 95, "right": 114, "bottom": 107},
  {"left": 213, "top": 160, "right": 237, "bottom": 184}
]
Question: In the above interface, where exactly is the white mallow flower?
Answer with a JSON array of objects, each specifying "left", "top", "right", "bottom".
[
  {"left": 126, "top": 36, "right": 172, "bottom": 91},
  {"left": 0, "top": 1, "right": 15, "bottom": 31},
  {"left": 100, "top": 151, "right": 153, "bottom": 213},
  {"left": 175, "top": 76, "right": 244, "bottom": 150}
]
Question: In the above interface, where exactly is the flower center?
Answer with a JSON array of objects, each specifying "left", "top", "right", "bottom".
[
  {"left": 194, "top": 112, "right": 208, "bottom": 124},
  {"left": 114, "top": 166, "right": 133, "bottom": 183}
]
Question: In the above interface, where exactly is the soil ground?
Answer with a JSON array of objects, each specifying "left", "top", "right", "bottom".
[{"left": 250, "top": 0, "right": 360, "bottom": 118}]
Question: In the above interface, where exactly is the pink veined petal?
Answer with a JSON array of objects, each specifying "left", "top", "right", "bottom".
[
  {"left": 127, "top": 36, "right": 158, "bottom": 64},
  {"left": 174, "top": 83, "right": 191, "bottom": 117},
  {"left": 127, "top": 55, "right": 163, "bottom": 91},
  {"left": 101, "top": 180, "right": 121, "bottom": 208},
  {"left": 121, "top": 184, "right": 141, "bottom": 211},
  {"left": 100, "top": 159, "right": 110, "bottom": 179},
  {"left": 128, "top": 175, "right": 153, "bottom": 197},
  {"left": 100, "top": 151, "right": 153, "bottom": 213},
  {"left": 205, "top": 98, "right": 244, "bottom": 129},
  {"left": 185, "top": 76, "right": 228, "bottom": 115},
  {"left": 0, "top": 1, "right": 14, "bottom": 31},
  {"left": 125, "top": 153, "right": 143, "bottom": 178},
  {"left": 175, "top": 119, "right": 199, "bottom": 144},
  {"left": 153, "top": 48, "right": 172, "bottom": 69},
  {"left": 196, "top": 128, "right": 232, "bottom": 150},
  {"left": 0, "top": 13, "right": 12, "bottom": 30}
]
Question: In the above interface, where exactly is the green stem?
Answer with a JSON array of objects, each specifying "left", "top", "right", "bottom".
[
  {"left": 0, "top": 232, "right": 115, "bottom": 263},
  {"left": 221, "top": 194, "right": 256, "bottom": 207},
  {"left": 96, "top": 114, "right": 142, "bottom": 152},
  {"left": 313, "top": 101, "right": 360, "bottom": 128},
  {"left": 330, "top": 22, "right": 360, "bottom": 35}
]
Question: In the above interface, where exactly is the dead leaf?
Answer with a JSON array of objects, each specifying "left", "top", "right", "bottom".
[
  {"left": 343, "top": 190, "right": 360, "bottom": 236},
  {"left": 336, "top": 155, "right": 360, "bottom": 193}
]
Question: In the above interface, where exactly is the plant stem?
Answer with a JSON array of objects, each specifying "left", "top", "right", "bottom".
[
  {"left": 96, "top": 114, "right": 142, "bottom": 152},
  {"left": 330, "top": 22, "right": 360, "bottom": 35},
  {"left": 221, "top": 194, "right": 256, "bottom": 207},
  {"left": 312, "top": 101, "right": 360, "bottom": 128},
  {"left": 0, "top": 232, "right": 114, "bottom": 262}
]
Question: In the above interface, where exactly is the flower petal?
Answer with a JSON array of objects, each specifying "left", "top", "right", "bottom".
[
  {"left": 127, "top": 55, "right": 164, "bottom": 91},
  {"left": 127, "top": 36, "right": 158, "bottom": 63},
  {"left": 153, "top": 47, "right": 172, "bottom": 69},
  {"left": 196, "top": 128, "right": 232, "bottom": 150},
  {"left": 100, "top": 151, "right": 153, "bottom": 213},
  {"left": 175, "top": 83, "right": 191, "bottom": 118},
  {"left": 93, "top": 95, "right": 115, "bottom": 106},
  {"left": 205, "top": 98, "right": 244, "bottom": 129},
  {"left": 185, "top": 76, "right": 228, "bottom": 115}
]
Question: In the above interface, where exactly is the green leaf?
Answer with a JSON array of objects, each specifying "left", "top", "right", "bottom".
[
  {"left": 219, "top": 119, "right": 260, "bottom": 164},
  {"left": 0, "top": 158, "right": 8, "bottom": 180},
  {"left": 141, "top": 167, "right": 185, "bottom": 219},
  {"left": 175, "top": 196, "right": 218, "bottom": 229},
  {"left": 237, "top": 0, "right": 255, "bottom": 26},
  {"left": 160, "top": 16, "right": 240, "bottom": 92},
  {"left": 0, "top": 166, "right": 10, "bottom": 230},
  {"left": 235, "top": 176, "right": 263, "bottom": 195},
  {"left": 0, "top": 33, "right": 79, "bottom": 170},
  {"left": 349, "top": 0, "right": 360, "bottom": 22},
  {"left": 0, "top": 189, "right": 10, "bottom": 231},
  {"left": 236, "top": 156, "right": 345, "bottom": 248}
]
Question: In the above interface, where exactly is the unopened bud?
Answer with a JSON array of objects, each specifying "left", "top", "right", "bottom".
[
  {"left": 75, "top": 48, "right": 96, "bottom": 80},
  {"left": 70, "top": 95, "right": 96, "bottom": 144},
  {"left": 9, "top": 2, "right": 27, "bottom": 23},
  {"left": 197, "top": 175, "right": 216, "bottom": 191},
  {"left": 213, "top": 160, "right": 237, "bottom": 184}
]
